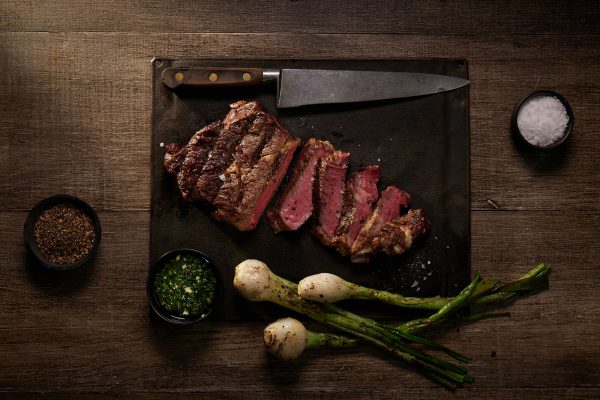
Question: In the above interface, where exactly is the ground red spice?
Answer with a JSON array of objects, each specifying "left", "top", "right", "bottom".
[{"left": 34, "top": 204, "right": 95, "bottom": 265}]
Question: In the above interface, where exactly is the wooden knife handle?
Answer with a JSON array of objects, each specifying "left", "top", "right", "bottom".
[{"left": 162, "top": 67, "right": 264, "bottom": 89}]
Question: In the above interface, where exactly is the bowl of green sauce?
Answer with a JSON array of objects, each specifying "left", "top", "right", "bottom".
[{"left": 147, "top": 249, "right": 220, "bottom": 325}]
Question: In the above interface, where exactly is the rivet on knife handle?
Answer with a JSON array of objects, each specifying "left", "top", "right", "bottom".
[{"left": 162, "top": 67, "right": 265, "bottom": 89}]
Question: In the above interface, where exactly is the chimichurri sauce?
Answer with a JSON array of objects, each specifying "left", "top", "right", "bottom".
[{"left": 153, "top": 254, "right": 217, "bottom": 318}]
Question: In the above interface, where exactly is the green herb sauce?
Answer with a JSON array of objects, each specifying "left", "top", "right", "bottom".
[{"left": 153, "top": 254, "right": 217, "bottom": 318}]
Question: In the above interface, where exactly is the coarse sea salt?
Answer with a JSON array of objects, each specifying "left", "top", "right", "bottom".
[{"left": 517, "top": 95, "right": 569, "bottom": 147}]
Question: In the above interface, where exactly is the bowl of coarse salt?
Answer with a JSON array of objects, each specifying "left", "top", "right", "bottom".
[{"left": 511, "top": 90, "right": 574, "bottom": 150}]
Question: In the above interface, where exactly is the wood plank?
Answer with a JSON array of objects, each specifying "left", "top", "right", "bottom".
[
  {"left": 2, "top": 1, "right": 599, "bottom": 397},
  {"left": 0, "top": 33, "right": 600, "bottom": 210},
  {"left": 1, "top": 210, "right": 599, "bottom": 396},
  {"left": 1, "top": 32, "right": 599, "bottom": 211},
  {"left": 1, "top": 0, "right": 599, "bottom": 35},
  {"left": 2, "top": 388, "right": 600, "bottom": 400}
]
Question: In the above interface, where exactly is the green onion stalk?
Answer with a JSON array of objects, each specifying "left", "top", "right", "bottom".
[
  {"left": 287, "top": 263, "right": 550, "bottom": 357},
  {"left": 297, "top": 263, "right": 551, "bottom": 315},
  {"left": 263, "top": 317, "right": 357, "bottom": 361},
  {"left": 234, "top": 260, "right": 476, "bottom": 390},
  {"left": 296, "top": 264, "right": 550, "bottom": 337}
]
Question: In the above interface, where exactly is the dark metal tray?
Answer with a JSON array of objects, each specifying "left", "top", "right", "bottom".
[{"left": 151, "top": 59, "right": 470, "bottom": 321}]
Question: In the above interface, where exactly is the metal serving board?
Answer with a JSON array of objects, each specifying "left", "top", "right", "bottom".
[{"left": 151, "top": 59, "right": 470, "bottom": 321}]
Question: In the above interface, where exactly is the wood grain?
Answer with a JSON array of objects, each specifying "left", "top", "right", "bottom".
[
  {"left": 1, "top": 210, "right": 599, "bottom": 397},
  {"left": 1, "top": 0, "right": 599, "bottom": 398},
  {"left": 3, "top": 389, "right": 600, "bottom": 400},
  {"left": 1, "top": 0, "right": 599, "bottom": 35},
  {"left": 1, "top": 32, "right": 599, "bottom": 211}
]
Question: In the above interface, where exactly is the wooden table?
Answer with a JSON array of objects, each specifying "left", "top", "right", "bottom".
[{"left": 1, "top": 1, "right": 599, "bottom": 398}]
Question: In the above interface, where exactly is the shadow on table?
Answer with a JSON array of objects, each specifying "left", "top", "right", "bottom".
[
  {"left": 147, "top": 311, "right": 215, "bottom": 363},
  {"left": 262, "top": 329, "right": 358, "bottom": 388},
  {"left": 24, "top": 252, "right": 95, "bottom": 296},
  {"left": 511, "top": 128, "right": 572, "bottom": 174},
  {"left": 262, "top": 351, "right": 310, "bottom": 387}
]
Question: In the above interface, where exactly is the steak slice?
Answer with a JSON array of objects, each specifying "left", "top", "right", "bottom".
[
  {"left": 163, "top": 121, "right": 222, "bottom": 201},
  {"left": 212, "top": 122, "right": 300, "bottom": 231},
  {"left": 350, "top": 185, "right": 411, "bottom": 263},
  {"left": 333, "top": 165, "right": 380, "bottom": 255},
  {"left": 370, "top": 209, "right": 431, "bottom": 257},
  {"left": 312, "top": 150, "right": 351, "bottom": 247},
  {"left": 267, "top": 138, "right": 335, "bottom": 233},
  {"left": 212, "top": 112, "right": 279, "bottom": 215},
  {"left": 194, "top": 101, "right": 265, "bottom": 203}
]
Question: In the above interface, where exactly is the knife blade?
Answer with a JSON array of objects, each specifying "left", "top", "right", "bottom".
[{"left": 162, "top": 67, "right": 469, "bottom": 108}]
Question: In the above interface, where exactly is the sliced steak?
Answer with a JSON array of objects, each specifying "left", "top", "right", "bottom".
[
  {"left": 164, "top": 100, "right": 431, "bottom": 256},
  {"left": 267, "top": 138, "right": 335, "bottom": 233},
  {"left": 212, "top": 122, "right": 300, "bottom": 231},
  {"left": 312, "top": 150, "right": 351, "bottom": 247},
  {"left": 350, "top": 186, "right": 411, "bottom": 263},
  {"left": 333, "top": 165, "right": 380, "bottom": 255},
  {"left": 165, "top": 121, "right": 222, "bottom": 201},
  {"left": 370, "top": 208, "right": 431, "bottom": 257},
  {"left": 194, "top": 101, "right": 265, "bottom": 203},
  {"left": 212, "top": 112, "right": 279, "bottom": 214}
]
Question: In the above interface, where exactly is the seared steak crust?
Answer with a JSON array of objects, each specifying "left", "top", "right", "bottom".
[
  {"left": 194, "top": 101, "right": 265, "bottom": 203},
  {"left": 168, "top": 122, "right": 222, "bottom": 201},
  {"left": 213, "top": 117, "right": 300, "bottom": 231},
  {"left": 164, "top": 100, "right": 299, "bottom": 231},
  {"left": 333, "top": 165, "right": 380, "bottom": 255},
  {"left": 370, "top": 209, "right": 431, "bottom": 256},
  {"left": 350, "top": 185, "right": 411, "bottom": 263},
  {"left": 164, "top": 100, "right": 430, "bottom": 257},
  {"left": 212, "top": 113, "right": 279, "bottom": 214}
]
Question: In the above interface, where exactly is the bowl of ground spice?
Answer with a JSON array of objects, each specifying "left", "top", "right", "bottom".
[
  {"left": 511, "top": 90, "right": 574, "bottom": 150},
  {"left": 24, "top": 194, "right": 101, "bottom": 271},
  {"left": 147, "top": 249, "right": 221, "bottom": 325}
]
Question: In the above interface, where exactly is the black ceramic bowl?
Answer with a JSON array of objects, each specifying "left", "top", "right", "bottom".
[
  {"left": 511, "top": 90, "right": 574, "bottom": 150},
  {"left": 147, "top": 248, "right": 221, "bottom": 325},
  {"left": 23, "top": 194, "right": 102, "bottom": 271}
]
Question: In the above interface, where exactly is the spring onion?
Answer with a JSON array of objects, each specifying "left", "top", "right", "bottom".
[
  {"left": 298, "top": 264, "right": 551, "bottom": 313},
  {"left": 264, "top": 317, "right": 356, "bottom": 360},
  {"left": 234, "top": 259, "right": 474, "bottom": 390}
]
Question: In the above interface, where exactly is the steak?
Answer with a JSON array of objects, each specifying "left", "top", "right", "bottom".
[
  {"left": 212, "top": 112, "right": 279, "bottom": 215},
  {"left": 267, "top": 138, "right": 335, "bottom": 233},
  {"left": 164, "top": 100, "right": 299, "bottom": 231},
  {"left": 370, "top": 209, "right": 431, "bottom": 257},
  {"left": 164, "top": 143, "right": 184, "bottom": 175},
  {"left": 164, "top": 99, "right": 431, "bottom": 257},
  {"left": 333, "top": 165, "right": 380, "bottom": 255},
  {"left": 194, "top": 101, "right": 265, "bottom": 203},
  {"left": 164, "top": 121, "right": 222, "bottom": 201},
  {"left": 350, "top": 186, "right": 411, "bottom": 263},
  {"left": 312, "top": 150, "right": 351, "bottom": 247},
  {"left": 212, "top": 121, "right": 300, "bottom": 231}
]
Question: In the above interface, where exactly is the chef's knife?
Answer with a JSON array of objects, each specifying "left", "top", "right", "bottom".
[{"left": 162, "top": 67, "right": 469, "bottom": 108}]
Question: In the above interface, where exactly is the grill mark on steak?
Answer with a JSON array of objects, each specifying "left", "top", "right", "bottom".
[
  {"left": 168, "top": 122, "right": 222, "bottom": 201},
  {"left": 212, "top": 124, "right": 300, "bottom": 231},
  {"left": 333, "top": 165, "right": 380, "bottom": 255},
  {"left": 267, "top": 138, "right": 335, "bottom": 233},
  {"left": 164, "top": 143, "right": 184, "bottom": 175},
  {"left": 350, "top": 186, "right": 411, "bottom": 263},
  {"left": 212, "top": 112, "right": 279, "bottom": 214},
  {"left": 194, "top": 101, "right": 265, "bottom": 203},
  {"left": 312, "top": 150, "right": 351, "bottom": 247},
  {"left": 163, "top": 100, "right": 431, "bottom": 259},
  {"left": 370, "top": 209, "right": 431, "bottom": 256}
]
